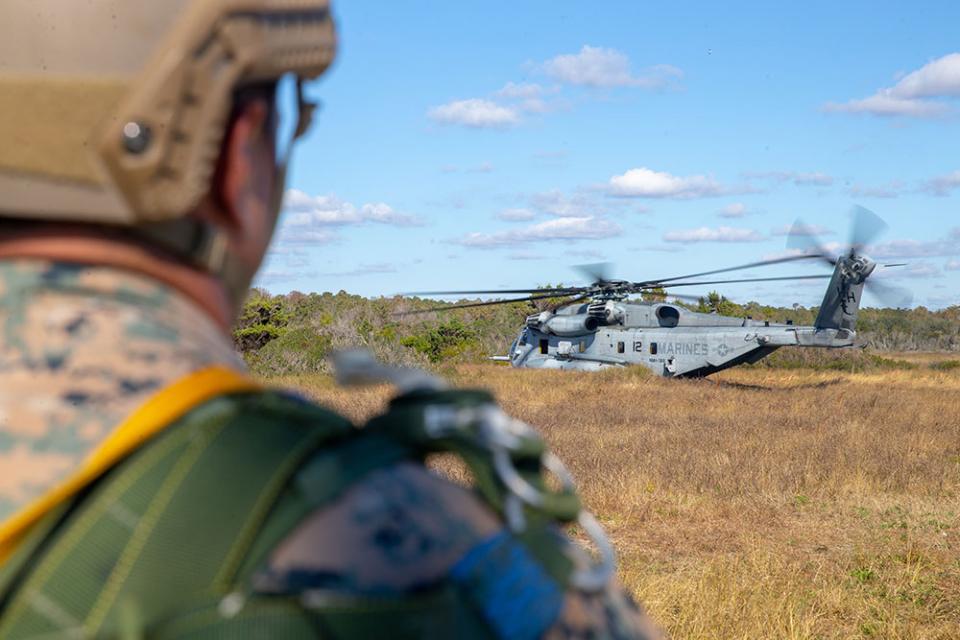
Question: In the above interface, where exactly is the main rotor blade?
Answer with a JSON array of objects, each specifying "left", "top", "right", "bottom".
[
  {"left": 394, "top": 291, "right": 584, "bottom": 316},
  {"left": 657, "top": 274, "right": 831, "bottom": 289},
  {"left": 402, "top": 287, "right": 584, "bottom": 296},
  {"left": 545, "top": 292, "right": 592, "bottom": 312},
  {"left": 573, "top": 262, "right": 612, "bottom": 284},
  {"left": 785, "top": 218, "right": 836, "bottom": 268},
  {"left": 865, "top": 279, "right": 913, "bottom": 308},
  {"left": 637, "top": 254, "right": 825, "bottom": 287},
  {"left": 656, "top": 291, "right": 709, "bottom": 303},
  {"left": 850, "top": 205, "right": 887, "bottom": 250}
]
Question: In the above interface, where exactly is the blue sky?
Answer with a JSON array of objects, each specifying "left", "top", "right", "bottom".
[{"left": 256, "top": 1, "right": 960, "bottom": 310}]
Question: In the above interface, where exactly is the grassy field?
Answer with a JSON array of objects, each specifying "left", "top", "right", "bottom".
[{"left": 269, "top": 358, "right": 960, "bottom": 639}]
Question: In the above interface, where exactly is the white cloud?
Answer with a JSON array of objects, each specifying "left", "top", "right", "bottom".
[
  {"left": 530, "top": 190, "right": 596, "bottom": 216},
  {"left": 497, "top": 207, "right": 537, "bottom": 222},
  {"left": 543, "top": 46, "right": 682, "bottom": 89},
  {"left": 824, "top": 52, "right": 960, "bottom": 118},
  {"left": 663, "top": 226, "right": 765, "bottom": 243},
  {"left": 824, "top": 94, "right": 948, "bottom": 118},
  {"left": 429, "top": 48, "right": 679, "bottom": 130},
  {"left": 428, "top": 99, "right": 520, "bottom": 128},
  {"left": 946, "top": 259, "right": 960, "bottom": 271},
  {"left": 455, "top": 216, "right": 622, "bottom": 247},
  {"left": 275, "top": 190, "right": 422, "bottom": 249},
  {"left": 492, "top": 83, "right": 563, "bottom": 116},
  {"left": 718, "top": 203, "right": 748, "bottom": 218},
  {"left": 869, "top": 236, "right": 960, "bottom": 259},
  {"left": 889, "top": 53, "right": 960, "bottom": 98},
  {"left": 283, "top": 190, "right": 422, "bottom": 228},
  {"left": 920, "top": 170, "right": 960, "bottom": 196},
  {"left": 608, "top": 167, "right": 725, "bottom": 199}
]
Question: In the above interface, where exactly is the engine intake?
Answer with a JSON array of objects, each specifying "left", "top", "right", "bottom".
[{"left": 542, "top": 315, "right": 599, "bottom": 336}]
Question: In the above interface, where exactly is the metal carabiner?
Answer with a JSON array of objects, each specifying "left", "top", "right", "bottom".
[
  {"left": 421, "top": 401, "right": 617, "bottom": 594},
  {"left": 569, "top": 510, "right": 617, "bottom": 592}
]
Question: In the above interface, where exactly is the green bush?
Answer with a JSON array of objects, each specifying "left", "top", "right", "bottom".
[
  {"left": 244, "top": 326, "right": 332, "bottom": 376},
  {"left": 400, "top": 319, "right": 480, "bottom": 363},
  {"left": 748, "top": 348, "right": 916, "bottom": 373},
  {"left": 234, "top": 293, "right": 289, "bottom": 351}
]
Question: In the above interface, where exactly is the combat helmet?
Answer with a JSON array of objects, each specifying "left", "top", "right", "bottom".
[{"left": 0, "top": 0, "right": 336, "bottom": 301}]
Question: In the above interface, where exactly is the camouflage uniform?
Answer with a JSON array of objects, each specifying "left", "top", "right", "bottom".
[
  {"left": 0, "top": 260, "right": 660, "bottom": 638},
  {"left": 0, "top": 260, "right": 241, "bottom": 521}
]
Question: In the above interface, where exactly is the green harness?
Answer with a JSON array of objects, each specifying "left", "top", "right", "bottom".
[{"left": 0, "top": 386, "right": 605, "bottom": 639}]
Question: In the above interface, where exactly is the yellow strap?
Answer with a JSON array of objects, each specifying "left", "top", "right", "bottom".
[{"left": 0, "top": 366, "right": 261, "bottom": 564}]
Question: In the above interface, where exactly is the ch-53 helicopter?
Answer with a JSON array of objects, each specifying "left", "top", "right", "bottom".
[{"left": 408, "top": 207, "right": 911, "bottom": 377}]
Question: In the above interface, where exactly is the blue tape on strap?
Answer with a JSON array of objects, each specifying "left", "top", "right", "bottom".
[{"left": 451, "top": 530, "right": 563, "bottom": 640}]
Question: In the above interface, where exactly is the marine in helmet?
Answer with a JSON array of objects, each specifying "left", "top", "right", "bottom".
[{"left": 0, "top": 1, "right": 661, "bottom": 637}]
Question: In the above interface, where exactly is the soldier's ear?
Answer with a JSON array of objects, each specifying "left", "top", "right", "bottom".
[{"left": 206, "top": 97, "right": 276, "bottom": 234}]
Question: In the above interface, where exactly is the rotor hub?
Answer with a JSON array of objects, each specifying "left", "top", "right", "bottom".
[{"left": 839, "top": 254, "right": 876, "bottom": 284}]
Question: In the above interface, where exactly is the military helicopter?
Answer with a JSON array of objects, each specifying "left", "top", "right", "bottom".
[{"left": 407, "top": 207, "right": 911, "bottom": 377}]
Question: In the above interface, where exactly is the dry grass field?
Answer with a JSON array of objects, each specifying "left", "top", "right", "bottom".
[{"left": 269, "top": 358, "right": 960, "bottom": 639}]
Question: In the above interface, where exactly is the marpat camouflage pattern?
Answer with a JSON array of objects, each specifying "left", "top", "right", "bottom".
[{"left": 0, "top": 260, "right": 242, "bottom": 521}]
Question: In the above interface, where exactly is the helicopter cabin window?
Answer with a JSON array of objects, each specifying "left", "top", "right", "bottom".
[
  {"left": 539, "top": 338, "right": 549, "bottom": 354},
  {"left": 650, "top": 342, "right": 658, "bottom": 355},
  {"left": 617, "top": 341, "right": 625, "bottom": 354}
]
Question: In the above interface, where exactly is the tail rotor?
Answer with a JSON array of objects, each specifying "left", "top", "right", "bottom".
[{"left": 787, "top": 206, "right": 912, "bottom": 319}]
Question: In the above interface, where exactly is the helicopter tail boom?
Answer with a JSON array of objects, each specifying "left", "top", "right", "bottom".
[{"left": 814, "top": 256, "right": 872, "bottom": 332}]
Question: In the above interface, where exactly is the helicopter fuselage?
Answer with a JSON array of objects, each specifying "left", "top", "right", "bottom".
[{"left": 505, "top": 300, "right": 856, "bottom": 377}]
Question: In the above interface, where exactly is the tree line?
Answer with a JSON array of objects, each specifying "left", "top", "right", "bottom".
[{"left": 235, "top": 288, "right": 960, "bottom": 375}]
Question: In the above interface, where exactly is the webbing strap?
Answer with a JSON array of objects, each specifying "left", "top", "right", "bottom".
[
  {"left": 0, "top": 366, "right": 261, "bottom": 565},
  {"left": 0, "top": 506, "right": 69, "bottom": 608},
  {"left": 366, "top": 389, "right": 582, "bottom": 523},
  {"left": 0, "top": 391, "right": 348, "bottom": 638}
]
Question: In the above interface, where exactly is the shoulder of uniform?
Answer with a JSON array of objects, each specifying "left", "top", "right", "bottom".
[
  {"left": 225, "top": 385, "right": 664, "bottom": 638},
  {"left": 253, "top": 461, "right": 501, "bottom": 593},
  {"left": 250, "top": 458, "right": 663, "bottom": 638},
  {"left": 228, "top": 389, "right": 354, "bottom": 433}
]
